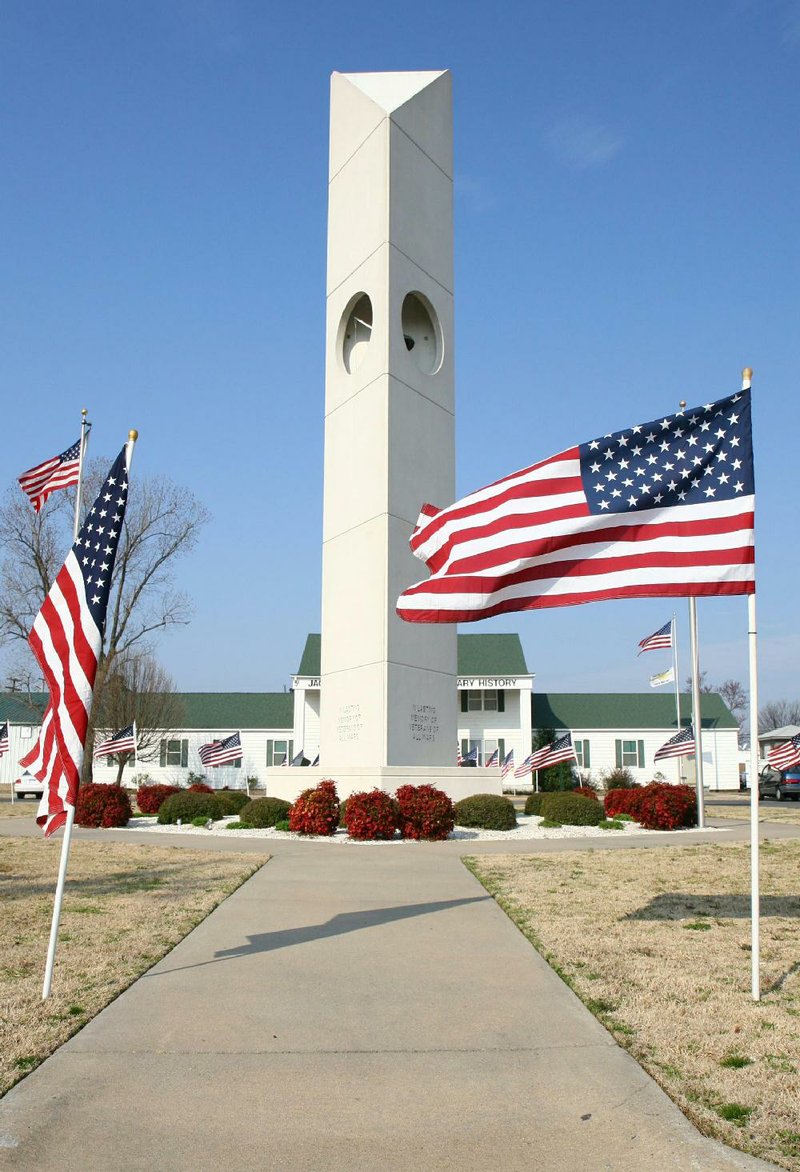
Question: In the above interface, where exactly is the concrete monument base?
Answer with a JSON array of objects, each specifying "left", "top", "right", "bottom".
[{"left": 262, "top": 767, "right": 502, "bottom": 804}]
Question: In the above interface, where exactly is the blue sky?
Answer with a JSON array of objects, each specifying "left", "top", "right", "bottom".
[{"left": 2, "top": 1, "right": 798, "bottom": 702}]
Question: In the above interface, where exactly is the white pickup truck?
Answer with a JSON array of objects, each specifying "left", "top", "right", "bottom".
[{"left": 13, "top": 772, "right": 44, "bottom": 800}]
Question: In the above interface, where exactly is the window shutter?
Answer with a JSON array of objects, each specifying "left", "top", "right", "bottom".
[
  {"left": 615, "top": 740, "right": 622, "bottom": 768},
  {"left": 266, "top": 742, "right": 274, "bottom": 768},
  {"left": 181, "top": 740, "right": 188, "bottom": 768},
  {"left": 583, "top": 740, "right": 591, "bottom": 769},
  {"left": 637, "top": 740, "right": 645, "bottom": 769},
  {"left": 288, "top": 741, "right": 294, "bottom": 762},
  {"left": 461, "top": 692, "right": 469, "bottom": 713},
  {"left": 497, "top": 690, "right": 505, "bottom": 712},
  {"left": 159, "top": 740, "right": 166, "bottom": 768},
  {"left": 498, "top": 738, "right": 505, "bottom": 762}
]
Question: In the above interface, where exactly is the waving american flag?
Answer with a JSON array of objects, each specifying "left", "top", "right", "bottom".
[
  {"left": 18, "top": 435, "right": 86, "bottom": 513},
  {"left": 398, "top": 390, "right": 754, "bottom": 622}
]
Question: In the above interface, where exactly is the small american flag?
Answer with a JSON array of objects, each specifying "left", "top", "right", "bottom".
[
  {"left": 199, "top": 732, "right": 243, "bottom": 767},
  {"left": 766, "top": 734, "right": 800, "bottom": 771},
  {"left": 398, "top": 390, "right": 754, "bottom": 623},
  {"left": 457, "top": 742, "right": 463, "bottom": 765},
  {"left": 638, "top": 620, "right": 673, "bottom": 655},
  {"left": 0, "top": 722, "right": 8, "bottom": 758},
  {"left": 18, "top": 435, "right": 86, "bottom": 513},
  {"left": 94, "top": 724, "right": 136, "bottom": 758},
  {"left": 485, "top": 748, "right": 499, "bottom": 768},
  {"left": 290, "top": 750, "right": 305, "bottom": 766},
  {"left": 514, "top": 752, "right": 535, "bottom": 779},
  {"left": 23, "top": 446, "right": 130, "bottom": 836},
  {"left": 540, "top": 733, "right": 577, "bottom": 768},
  {"left": 311, "top": 753, "right": 319, "bottom": 766},
  {"left": 500, "top": 749, "right": 514, "bottom": 779},
  {"left": 461, "top": 745, "right": 478, "bottom": 766},
  {"left": 654, "top": 726, "right": 696, "bottom": 761}
]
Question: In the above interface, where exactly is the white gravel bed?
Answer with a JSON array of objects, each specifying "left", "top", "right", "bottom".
[{"left": 119, "top": 814, "right": 719, "bottom": 844}]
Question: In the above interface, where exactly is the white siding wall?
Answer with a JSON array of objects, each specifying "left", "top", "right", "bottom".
[
  {"left": 90, "top": 728, "right": 292, "bottom": 789},
  {"left": 0, "top": 724, "right": 39, "bottom": 784},
  {"left": 568, "top": 727, "right": 739, "bottom": 791}
]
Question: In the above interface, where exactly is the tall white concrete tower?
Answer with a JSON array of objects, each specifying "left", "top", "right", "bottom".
[{"left": 319, "top": 70, "right": 459, "bottom": 782}]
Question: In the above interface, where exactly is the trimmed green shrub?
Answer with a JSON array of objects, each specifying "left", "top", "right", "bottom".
[
  {"left": 213, "top": 790, "right": 250, "bottom": 815},
  {"left": 345, "top": 790, "right": 397, "bottom": 840},
  {"left": 274, "top": 820, "right": 290, "bottom": 832},
  {"left": 76, "top": 783, "right": 132, "bottom": 829},
  {"left": 240, "top": 797, "right": 291, "bottom": 828},
  {"left": 539, "top": 792, "right": 605, "bottom": 826},
  {"left": 225, "top": 821, "right": 254, "bottom": 830},
  {"left": 157, "top": 791, "right": 228, "bottom": 824},
  {"left": 539, "top": 819, "right": 563, "bottom": 828},
  {"left": 524, "top": 793, "right": 546, "bottom": 816},
  {"left": 454, "top": 793, "right": 517, "bottom": 830},
  {"left": 599, "top": 819, "right": 625, "bottom": 831},
  {"left": 191, "top": 816, "right": 210, "bottom": 827}
]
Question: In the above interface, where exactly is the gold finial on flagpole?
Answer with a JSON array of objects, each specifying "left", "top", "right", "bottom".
[
  {"left": 128, "top": 429, "right": 139, "bottom": 441},
  {"left": 81, "top": 407, "right": 88, "bottom": 418},
  {"left": 742, "top": 367, "right": 752, "bottom": 390},
  {"left": 679, "top": 400, "right": 686, "bottom": 411}
]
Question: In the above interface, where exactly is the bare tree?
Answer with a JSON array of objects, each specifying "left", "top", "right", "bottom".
[
  {"left": 93, "top": 654, "right": 186, "bottom": 784},
  {"left": 683, "top": 671, "right": 714, "bottom": 694},
  {"left": 758, "top": 700, "right": 800, "bottom": 735},
  {"left": 0, "top": 458, "right": 209, "bottom": 770}
]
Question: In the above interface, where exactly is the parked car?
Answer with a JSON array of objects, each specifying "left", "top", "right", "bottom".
[
  {"left": 758, "top": 766, "right": 800, "bottom": 802},
  {"left": 13, "top": 771, "right": 44, "bottom": 800}
]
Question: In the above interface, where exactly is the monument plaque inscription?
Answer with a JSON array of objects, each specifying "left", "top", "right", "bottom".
[
  {"left": 337, "top": 703, "right": 364, "bottom": 743},
  {"left": 409, "top": 704, "right": 439, "bottom": 743}
]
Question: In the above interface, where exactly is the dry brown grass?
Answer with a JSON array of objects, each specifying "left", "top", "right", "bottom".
[
  {"left": 467, "top": 841, "right": 800, "bottom": 1170},
  {"left": 712, "top": 799, "right": 800, "bottom": 825},
  {"left": 0, "top": 837, "right": 266, "bottom": 1097},
  {"left": 0, "top": 789, "right": 40, "bottom": 819}
]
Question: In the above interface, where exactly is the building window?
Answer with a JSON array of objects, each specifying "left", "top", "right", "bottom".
[
  {"left": 615, "top": 739, "right": 645, "bottom": 769},
  {"left": 267, "top": 739, "right": 294, "bottom": 767},
  {"left": 460, "top": 738, "right": 481, "bottom": 765},
  {"left": 160, "top": 739, "right": 188, "bottom": 768},
  {"left": 575, "top": 739, "right": 591, "bottom": 769},
  {"left": 484, "top": 737, "right": 506, "bottom": 766},
  {"left": 460, "top": 690, "right": 505, "bottom": 713}
]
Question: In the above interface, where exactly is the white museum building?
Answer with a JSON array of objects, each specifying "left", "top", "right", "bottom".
[{"left": 1, "top": 632, "right": 741, "bottom": 795}]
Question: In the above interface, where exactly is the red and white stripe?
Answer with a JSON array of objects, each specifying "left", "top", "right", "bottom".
[
  {"left": 19, "top": 705, "right": 71, "bottom": 835},
  {"left": 766, "top": 737, "right": 800, "bottom": 771},
  {"left": 27, "top": 552, "right": 103, "bottom": 835},
  {"left": 18, "top": 451, "right": 80, "bottom": 513},
  {"left": 398, "top": 450, "right": 755, "bottom": 623}
]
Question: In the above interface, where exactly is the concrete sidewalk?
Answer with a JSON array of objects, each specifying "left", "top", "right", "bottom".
[{"left": 0, "top": 838, "right": 771, "bottom": 1171}]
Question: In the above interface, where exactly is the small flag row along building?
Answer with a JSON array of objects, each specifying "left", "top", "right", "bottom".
[{"left": 1, "top": 632, "right": 742, "bottom": 794}]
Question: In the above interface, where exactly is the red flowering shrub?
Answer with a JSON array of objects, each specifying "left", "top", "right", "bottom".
[
  {"left": 605, "top": 783, "right": 696, "bottom": 830},
  {"left": 136, "top": 784, "right": 181, "bottom": 814},
  {"left": 187, "top": 782, "right": 215, "bottom": 794},
  {"left": 395, "top": 784, "right": 455, "bottom": 841},
  {"left": 76, "top": 783, "right": 132, "bottom": 828},
  {"left": 573, "top": 786, "right": 599, "bottom": 802},
  {"left": 289, "top": 779, "right": 340, "bottom": 836},
  {"left": 345, "top": 789, "right": 397, "bottom": 840}
]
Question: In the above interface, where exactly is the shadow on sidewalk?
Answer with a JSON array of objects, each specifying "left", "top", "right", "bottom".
[{"left": 150, "top": 896, "right": 491, "bottom": 976}]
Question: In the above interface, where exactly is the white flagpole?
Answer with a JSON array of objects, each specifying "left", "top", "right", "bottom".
[
  {"left": 672, "top": 613, "right": 683, "bottom": 785},
  {"left": 133, "top": 720, "right": 138, "bottom": 773},
  {"left": 42, "top": 427, "right": 137, "bottom": 1001},
  {"left": 740, "top": 367, "right": 760, "bottom": 1001},
  {"left": 688, "top": 598, "right": 705, "bottom": 828}
]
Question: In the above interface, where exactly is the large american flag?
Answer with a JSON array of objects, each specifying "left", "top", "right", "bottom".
[
  {"left": 22, "top": 447, "right": 130, "bottom": 836},
  {"left": 540, "top": 733, "right": 577, "bottom": 768},
  {"left": 93, "top": 723, "right": 136, "bottom": 758},
  {"left": 198, "top": 732, "right": 242, "bottom": 767},
  {"left": 0, "top": 722, "right": 8, "bottom": 758},
  {"left": 766, "top": 734, "right": 800, "bottom": 771},
  {"left": 398, "top": 391, "right": 754, "bottom": 622},
  {"left": 18, "top": 436, "right": 86, "bottom": 514},
  {"left": 654, "top": 725, "right": 696, "bottom": 761},
  {"left": 638, "top": 620, "right": 673, "bottom": 654},
  {"left": 500, "top": 749, "right": 514, "bottom": 779}
]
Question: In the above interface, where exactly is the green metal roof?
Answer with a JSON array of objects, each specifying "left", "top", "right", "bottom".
[
  {"left": 533, "top": 692, "right": 738, "bottom": 733},
  {"left": 0, "top": 693, "right": 48, "bottom": 723},
  {"left": 175, "top": 693, "right": 294, "bottom": 730},
  {"left": 296, "top": 632, "right": 529, "bottom": 676}
]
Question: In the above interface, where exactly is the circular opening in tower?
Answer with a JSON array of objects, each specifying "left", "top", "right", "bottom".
[
  {"left": 340, "top": 293, "right": 373, "bottom": 374},
  {"left": 401, "top": 292, "right": 441, "bottom": 375}
]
